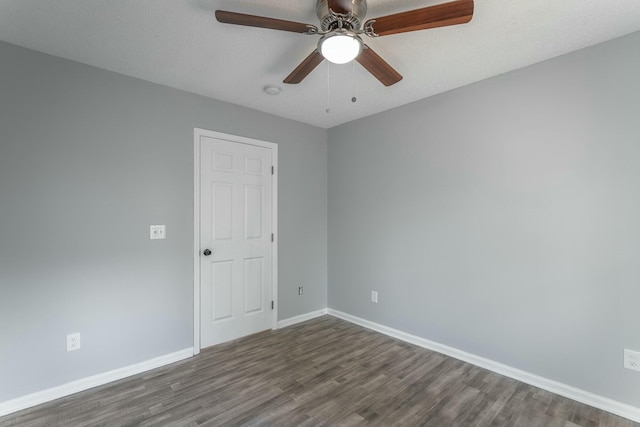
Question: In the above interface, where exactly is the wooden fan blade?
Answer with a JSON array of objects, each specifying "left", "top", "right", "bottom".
[
  {"left": 283, "top": 50, "right": 325, "bottom": 84},
  {"left": 328, "top": 0, "right": 353, "bottom": 14},
  {"left": 356, "top": 45, "right": 403, "bottom": 87},
  {"left": 365, "top": 0, "right": 473, "bottom": 37},
  {"left": 215, "top": 10, "right": 316, "bottom": 34}
]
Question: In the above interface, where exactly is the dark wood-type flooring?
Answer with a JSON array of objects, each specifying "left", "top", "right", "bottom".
[{"left": 1, "top": 316, "right": 637, "bottom": 426}]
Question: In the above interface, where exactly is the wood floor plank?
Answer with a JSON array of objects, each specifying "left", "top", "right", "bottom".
[{"left": 1, "top": 316, "right": 637, "bottom": 427}]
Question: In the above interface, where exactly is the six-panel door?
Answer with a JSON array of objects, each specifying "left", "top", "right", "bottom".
[{"left": 199, "top": 135, "right": 273, "bottom": 348}]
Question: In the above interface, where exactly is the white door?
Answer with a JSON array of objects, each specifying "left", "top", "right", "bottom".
[{"left": 198, "top": 133, "right": 275, "bottom": 348}]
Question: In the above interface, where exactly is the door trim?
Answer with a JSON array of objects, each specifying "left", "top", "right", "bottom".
[{"left": 193, "top": 128, "right": 278, "bottom": 355}]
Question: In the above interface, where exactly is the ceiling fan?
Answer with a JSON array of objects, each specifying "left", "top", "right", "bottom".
[{"left": 215, "top": 0, "right": 474, "bottom": 87}]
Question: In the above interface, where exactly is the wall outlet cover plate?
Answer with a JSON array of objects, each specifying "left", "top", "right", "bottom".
[
  {"left": 67, "top": 333, "right": 81, "bottom": 352},
  {"left": 150, "top": 225, "right": 166, "bottom": 240},
  {"left": 624, "top": 349, "right": 640, "bottom": 372}
]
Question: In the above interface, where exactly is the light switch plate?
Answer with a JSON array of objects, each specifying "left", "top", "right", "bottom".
[{"left": 150, "top": 225, "right": 166, "bottom": 240}]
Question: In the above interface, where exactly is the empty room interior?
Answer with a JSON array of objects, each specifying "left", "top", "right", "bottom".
[{"left": 1, "top": 0, "right": 640, "bottom": 425}]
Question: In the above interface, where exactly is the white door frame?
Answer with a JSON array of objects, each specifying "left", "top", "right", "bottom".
[{"left": 193, "top": 128, "right": 278, "bottom": 355}]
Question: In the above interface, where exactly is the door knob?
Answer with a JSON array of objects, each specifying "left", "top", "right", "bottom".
[{"left": 203, "top": 249, "right": 212, "bottom": 256}]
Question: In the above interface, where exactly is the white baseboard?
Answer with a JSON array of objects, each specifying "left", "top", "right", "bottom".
[
  {"left": 278, "top": 308, "right": 328, "bottom": 329},
  {"left": 0, "top": 347, "right": 193, "bottom": 418},
  {"left": 327, "top": 308, "right": 640, "bottom": 424},
  {"left": 5, "top": 312, "right": 639, "bottom": 423}
]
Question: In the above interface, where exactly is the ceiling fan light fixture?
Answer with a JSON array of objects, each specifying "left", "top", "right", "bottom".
[{"left": 318, "top": 30, "right": 363, "bottom": 64}]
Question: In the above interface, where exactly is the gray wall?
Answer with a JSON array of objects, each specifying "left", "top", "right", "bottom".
[
  {"left": 0, "top": 41, "right": 327, "bottom": 401},
  {"left": 328, "top": 31, "right": 640, "bottom": 407}
]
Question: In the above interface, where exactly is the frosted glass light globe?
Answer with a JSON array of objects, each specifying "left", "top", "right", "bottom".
[{"left": 319, "top": 30, "right": 363, "bottom": 64}]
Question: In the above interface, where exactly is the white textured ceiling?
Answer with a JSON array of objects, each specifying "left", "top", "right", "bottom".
[{"left": 0, "top": 0, "right": 639, "bottom": 129}]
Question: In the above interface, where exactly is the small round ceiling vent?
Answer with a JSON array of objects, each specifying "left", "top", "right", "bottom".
[{"left": 263, "top": 85, "right": 282, "bottom": 95}]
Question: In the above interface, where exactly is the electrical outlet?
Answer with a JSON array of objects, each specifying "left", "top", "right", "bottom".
[
  {"left": 298, "top": 286, "right": 303, "bottom": 296},
  {"left": 150, "top": 225, "right": 166, "bottom": 240},
  {"left": 624, "top": 349, "right": 640, "bottom": 372},
  {"left": 371, "top": 290, "right": 378, "bottom": 303},
  {"left": 67, "top": 333, "right": 81, "bottom": 352}
]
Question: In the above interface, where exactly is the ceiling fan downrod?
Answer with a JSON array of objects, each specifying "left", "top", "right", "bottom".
[{"left": 316, "top": 0, "right": 368, "bottom": 32}]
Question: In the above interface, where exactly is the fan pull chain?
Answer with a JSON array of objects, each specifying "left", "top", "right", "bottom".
[
  {"left": 326, "top": 61, "right": 331, "bottom": 114},
  {"left": 351, "top": 60, "right": 357, "bottom": 103}
]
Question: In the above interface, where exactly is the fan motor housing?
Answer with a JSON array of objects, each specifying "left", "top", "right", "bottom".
[{"left": 316, "top": 0, "right": 367, "bottom": 31}]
